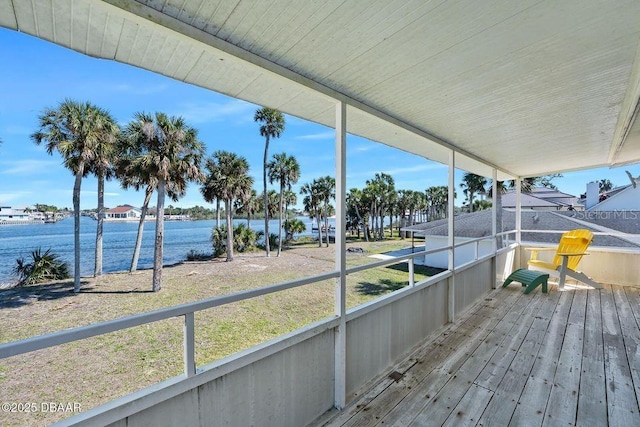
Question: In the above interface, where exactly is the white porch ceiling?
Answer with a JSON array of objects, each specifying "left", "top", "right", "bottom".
[{"left": 2, "top": 0, "right": 640, "bottom": 180}]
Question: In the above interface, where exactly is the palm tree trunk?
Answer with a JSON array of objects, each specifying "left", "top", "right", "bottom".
[
  {"left": 152, "top": 180, "right": 166, "bottom": 292},
  {"left": 263, "top": 135, "right": 270, "bottom": 257},
  {"left": 94, "top": 173, "right": 104, "bottom": 277},
  {"left": 216, "top": 199, "right": 221, "bottom": 229},
  {"left": 225, "top": 199, "right": 234, "bottom": 262},
  {"left": 131, "top": 185, "right": 153, "bottom": 272},
  {"left": 72, "top": 167, "right": 83, "bottom": 293},
  {"left": 316, "top": 211, "right": 323, "bottom": 247},
  {"left": 247, "top": 209, "right": 252, "bottom": 229},
  {"left": 324, "top": 200, "right": 330, "bottom": 247},
  {"left": 277, "top": 183, "right": 284, "bottom": 256},
  {"left": 354, "top": 205, "right": 365, "bottom": 241}
]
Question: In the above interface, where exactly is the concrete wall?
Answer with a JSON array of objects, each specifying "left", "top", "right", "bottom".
[
  {"left": 78, "top": 261, "right": 498, "bottom": 427},
  {"left": 104, "top": 329, "right": 335, "bottom": 427},
  {"left": 454, "top": 260, "right": 494, "bottom": 314},
  {"left": 345, "top": 277, "right": 449, "bottom": 396},
  {"left": 517, "top": 245, "right": 640, "bottom": 287},
  {"left": 589, "top": 186, "right": 640, "bottom": 211},
  {"left": 423, "top": 237, "right": 494, "bottom": 269}
]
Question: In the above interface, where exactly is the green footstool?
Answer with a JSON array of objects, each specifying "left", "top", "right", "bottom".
[{"left": 503, "top": 269, "right": 549, "bottom": 294}]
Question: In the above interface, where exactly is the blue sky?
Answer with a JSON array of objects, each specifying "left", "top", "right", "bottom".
[{"left": 0, "top": 28, "right": 638, "bottom": 210}]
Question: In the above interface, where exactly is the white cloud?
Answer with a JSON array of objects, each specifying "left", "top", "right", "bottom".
[
  {"left": 85, "top": 82, "right": 169, "bottom": 96},
  {"left": 347, "top": 163, "right": 446, "bottom": 179},
  {"left": 0, "top": 159, "right": 60, "bottom": 175},
  {"left": 0, "top": 191, "right": 32, "bottom": 203},
  {"left": 294, "top": 131, "right": 335, "bottom": 141},
  {"left": 174, "top": 99, "right": 256, "bottom": 124},
  {"left": 81, "top": 190, "right": 120, "bottom": 197}
]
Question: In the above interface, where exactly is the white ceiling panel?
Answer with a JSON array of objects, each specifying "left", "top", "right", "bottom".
[{"left": 2, "top": 0, "right": 639, "bottom": 178}]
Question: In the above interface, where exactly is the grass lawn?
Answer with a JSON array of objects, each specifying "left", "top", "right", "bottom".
[{"left": 0, "top": 236, "right": 441, "bottom": 426}]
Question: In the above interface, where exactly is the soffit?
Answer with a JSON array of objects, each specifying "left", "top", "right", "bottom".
[{"left": 2, "top": 0, "right": 640, "bottom": 179}]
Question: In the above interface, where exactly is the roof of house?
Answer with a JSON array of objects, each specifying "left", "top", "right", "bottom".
[
  {"left": 402, "top": 210, "right": 639, "bottom": 248},
  {"left": 528, "top": 188, "right": 576, "bottom": 199},
  {"left": 106, "top": 205, "right": 138, "bottom": 214},
  {"left": 499, "top": 192, "right": 562, "bottom": 208},
  {"left": 554, "top": 211, "right": 640, "bottom": 235}
]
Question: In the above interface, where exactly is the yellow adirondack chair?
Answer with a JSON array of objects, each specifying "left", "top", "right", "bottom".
[{"left": 527, "top": 229, "right": 602, "bottom": 289}]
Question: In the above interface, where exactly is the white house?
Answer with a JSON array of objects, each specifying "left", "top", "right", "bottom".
[
  {"left": 105, "top": 205, "right": 142, "bottom": 220},
  {"left": 586, "top": 178, "right": 640, "bottom": 211},
  {"left": 0, "top": 206, "right": 31, "bottom": 223}
]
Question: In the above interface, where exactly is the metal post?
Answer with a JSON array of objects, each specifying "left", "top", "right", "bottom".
[
  {"left": 448, "top": 151, "right": 455, "bottom": 322},
  {"left": 491, "top": 168, "right": 498, "bottom": 288},
  {"left": 409, "top": 258, "right": 415, "bottom": 287},
  {"left": 334, "top": 101, "right": 347, "bottom": 409},
  {"left": 515, "top": 177, "right": 522, "bottom": 245},
  {"left": 184, "top": 312, "right": 196, "bottom": 377}
]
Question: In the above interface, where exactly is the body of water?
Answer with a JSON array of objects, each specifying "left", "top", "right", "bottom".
[{"left": 0, "top": 216, "right": 329, "bottom": 284}]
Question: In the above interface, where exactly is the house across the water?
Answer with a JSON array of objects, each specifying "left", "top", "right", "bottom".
[
  {"left": 104, "top": 205, "right": 142, "bottom": 221},
  {"left": 0, "top": 206, "right": 33, "bottom": 223}
]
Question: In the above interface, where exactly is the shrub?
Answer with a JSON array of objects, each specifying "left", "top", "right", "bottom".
[
  {"left": 211, "top": 224, "right": 263, "bottom": 257},
  {"left": 13, "top": 248, "right": 70, "bottom": 286},
  {"left": 233, "top": 223, "right": 261, "bottom": 252},
  {"left": 284, "top": 218, "right": 306, "bottom": 242},
  {"left": 186, "top": 250, "right": 212, "bottom": 261},
  {"left": 211, "top": 226, "right": 227, "bottom": 258}
]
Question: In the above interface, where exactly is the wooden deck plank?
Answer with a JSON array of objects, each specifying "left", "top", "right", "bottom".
[
  {"left": 381, "top": 290, "right": 531, "bottom": 425},
  {"left": 477, "top": 328, "right": 546, "bottom": 427},
  {"left": 611, "top": 286, "right": 640, "bottom": 421},
  {"left": 333, "top": 289, "right": 525, "bottom": 427},
  {"left": 500, "top": 290, "right": 576, "bottom": 426},
  {"left": 441, "top": 384, "right": 493, "bottom": 427},
  {"left": 475, "top": 290, "right": 560, "bottom": 392},
  {"left": 321, "top": 287, "right": 523, "bottom": 427},
  {"left": 472, "top": 292, "right": 561, "bottom": 426},
  {"left": 623, "top": 286, "right": 640, "bottom": 407},
  {"left": 317, "top": 284, "right": 640, "bottom": 427},
  {"left": 576, "top": 289, "right": 607, "bottom": 427},
  {"left": 358, "top": 289, "right": 526, "bottom": 427},
  {"left": 601, "top": 285, "right": 640, "bottom": 426},
  {"left": 542, "top": 322, "right": 584, "bottom": 426},
  {"left": 542, "top": 290, "right": 587, "bottom": 426},
  {"left": 408, "top": 290, "right": 548, "bottom": 426}
]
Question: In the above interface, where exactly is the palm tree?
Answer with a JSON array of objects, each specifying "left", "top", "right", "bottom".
[
  {"left": 86, "top": 120, "right": 120, "bottom": 277},
  {"left": 123, "top": 112, "right": 205, "bottom": 291},
  {"left": 32, "top": 99, "right": 118, "bottom": 293},
  {"left": 201, "top": 151, "right": 253, "bottom": 261},
  {"left": 267, "top": 153, "right": 300, "bottom": 256},
  {"left": 254, "top": 107, "right": 285, "bottom": 257},
  {"left": 347, "top": 188, "right": 368, "bottom": 241},
  {"left": 317, "top": 176, "right": 336, "bottom": 247},
  {"left": 283, "top": 189, "right": 297, "bottom": 221},
  {"left": 599, "top": 179, "right": 613, "bottom": 192},
  {"left": 301, "top": 182, "right": 323, "bottom": 247},
  {"left": 235, "top": 189, "right": 260, "bottom": 229},
  {"left": 460, "top": 173, "right": 488, "bottom": 213},
  {"left": 115, "top": 147, "right": 185, "bottom": 273}
]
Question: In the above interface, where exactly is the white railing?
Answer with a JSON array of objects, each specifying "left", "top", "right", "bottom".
[
  {"left": 0, "top": 233, "right": 529, "bottom": 426},
  {"left": 0, "top": 247, "right": 445, "bottom": 373}
]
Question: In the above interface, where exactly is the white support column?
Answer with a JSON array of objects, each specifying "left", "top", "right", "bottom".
[
  {"left": 409, "top": 258, "right": 415, "bottom": 287},
  {"left": 515, "top": 177, "right": 522, "bottom": 245},
  {"left": 183, "top": 312, "right": 195, "bottom": 377},
  {"left": 334, "top": 101, "right": 347, "bottom": 409},
  {"left": 447, "top": 151, "right": 456, "bottom": 322},
  {"left": 491, "top": 168, "right": 498, "bottom": 288}
]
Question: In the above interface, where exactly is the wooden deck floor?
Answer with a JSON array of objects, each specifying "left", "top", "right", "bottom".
[{"left": 318, "top": 283, "right": 640, "bottom": 426}]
